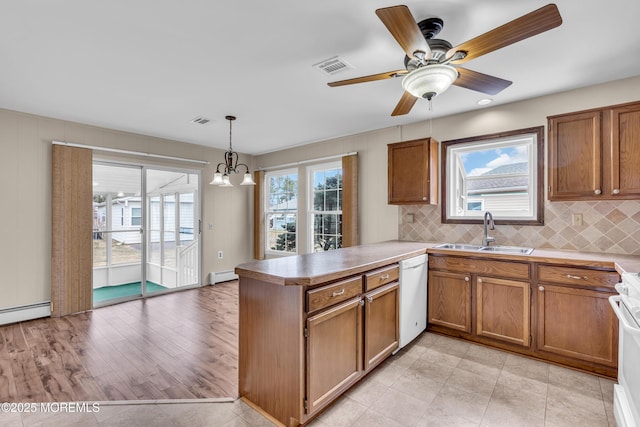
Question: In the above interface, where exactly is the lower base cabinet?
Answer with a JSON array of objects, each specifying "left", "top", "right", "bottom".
[
  {"left": 427, "top": 255, "right": 620, "bottom": 378},
  {"left": 364, "top": 283, "right": 400, "bottom": 370},
  {"left": 306, "top": 281, "right": 399, "bottom": 416},
  {"left": 476, "top": 276, "right": 530, "bottom": 347},
  {"left": 428, "top": 270, "right": 471, "bottom": 333},
  {"left": 306, "top": 297, "right": 363, "bottom": 414},
  {"left": 240, "top": 263, "right": 400, "bottom": 425},
  {"left": 536, "top": 283, "right": 618, "bottom": 367}
]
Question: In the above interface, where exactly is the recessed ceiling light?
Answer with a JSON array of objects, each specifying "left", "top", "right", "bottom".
[{"left": 477, "top": 98, "right": 493, "bottom": 106}]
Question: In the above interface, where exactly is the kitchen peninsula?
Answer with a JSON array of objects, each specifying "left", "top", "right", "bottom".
[
  {"left": 235, "top": 241, "right": 431, "bottom": 426},
  {"left": 235, "top": 241, "right": 640, "bottom": 426}
]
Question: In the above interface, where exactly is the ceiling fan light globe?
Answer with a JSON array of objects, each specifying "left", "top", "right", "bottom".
[{"left": 401, "top": 64, "right": 458, "bottom": 99}]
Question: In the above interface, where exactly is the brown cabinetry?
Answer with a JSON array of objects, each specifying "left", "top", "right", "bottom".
[
  {"left": 548, "top": 100, "right": 640, "bottom": 200},
  {"left": 306, "top": 270, "right": 399, "bottom": 417},
  {"left": 535, "top": 265, "right": 619, "bottom": 370},
  {"left": 426, "top": 254, "right": 620, "bottom": 378},
  {"left": 428, "top": 270, "right": 471, "bottom": 333},
  {"left": 363, "top": 282, "right": 399, "bottom": 371},
  {"left": 239, "top": 262, "right": 400, "bottom": 425},
  {"left": 428, "top": 255, "right": 531, "bottom": 348},
  {"left": 388, "top": 138, "right": 438, "bottom": 204},
  {"left": 306, "top": 297, "right": 363, "bottom": 414},
  {"left": 476, "top": 276, "right": 530, "bottom": 347}
]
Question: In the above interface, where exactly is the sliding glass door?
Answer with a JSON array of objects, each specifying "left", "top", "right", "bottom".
[
  {"left": 92, "top": 164, "right": 144, "bottom": 305},
  {"left": 146, "top": 168, "right": 200, "bottom": 293},
  {"left": 92, "top": 162, "right": 201, "bottom": 306}
]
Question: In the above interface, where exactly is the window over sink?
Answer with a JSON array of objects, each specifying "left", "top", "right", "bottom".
[{"left": 441, "top": 126, "right": 544, "bottom": 225}]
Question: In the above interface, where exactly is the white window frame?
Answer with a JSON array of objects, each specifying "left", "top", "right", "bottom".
[
  {"left": 443, "top": 127, "right": 543, "bottom": 225},
  {"left": 264, "top": 168, "right": 298, "bottom": 256},
  {"left": 307, "top": 161, "right": 342, "bottom": 253}
]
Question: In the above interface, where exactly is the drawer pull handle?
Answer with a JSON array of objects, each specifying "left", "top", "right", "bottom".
[
  {"left": 380, "top": 274, "right": 390, "bottom": 280},
  {"left": 566, "top": 274, "right": 588, "bottom": 280},
  {"left": 594, "top": 189, "right": 602, "bottom": 195},
  {"left": 613, "top": 189, "right": 620, "bottom": 195},
  {"left": 332, "top": 289, "right": 345, "bottom": 297},
  {"left": 539, "top": 286, "right": 544, "bottom": 291},
  {"left": 465, "top": 276, "right": 470, "bottom": 282},
  {"left": 366, "top": 296, "right": 373, "bottom": 303}
]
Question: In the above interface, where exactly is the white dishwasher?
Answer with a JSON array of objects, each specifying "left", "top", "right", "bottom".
[{"left": 397, "top": 254, "right": 428, "bottom": 350}]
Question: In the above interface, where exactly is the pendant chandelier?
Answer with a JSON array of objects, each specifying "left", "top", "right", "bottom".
[{"left": 210, "top": 115, "right": 255, "bottom": 186}]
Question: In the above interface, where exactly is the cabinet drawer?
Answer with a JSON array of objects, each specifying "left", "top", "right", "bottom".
[
  {"left": 537, "top": 265, "right": 619, "bottom": 288},
  {"left": 307, "top": 276, "right": 363, "bottom": 313},
  {"left": 364, "top": 264, "right": 399, "bottom": 291},
  {"left": 429, "top": 256, "right": 530, "bottom": 280}
]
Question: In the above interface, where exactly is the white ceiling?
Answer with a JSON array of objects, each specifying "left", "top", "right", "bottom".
[{"left": 2, "top": 1, "right": 639, "bottom": 155}]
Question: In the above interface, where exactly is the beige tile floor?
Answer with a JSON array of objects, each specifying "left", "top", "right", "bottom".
[{"left": 1, "top": 333, "right": 616, "bottom": 426}]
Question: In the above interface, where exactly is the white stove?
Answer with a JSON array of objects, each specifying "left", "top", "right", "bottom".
[{"left": 610, "top": 272, "right": 640, "bottom": 427}]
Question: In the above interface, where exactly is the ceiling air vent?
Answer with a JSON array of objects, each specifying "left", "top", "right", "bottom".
[
  {"left": 190, "top": 117, "right": 211, "bottom": 125},
  {"left": 313, "top": 56, "right": 354, "bottom": 76}
]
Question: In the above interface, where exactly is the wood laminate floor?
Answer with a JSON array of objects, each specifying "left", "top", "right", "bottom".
[{"left": 0, "top": 281, "right": 238, "bottom": 403}]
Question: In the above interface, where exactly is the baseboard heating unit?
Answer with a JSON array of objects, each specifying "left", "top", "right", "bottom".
[
  {"left": 209, "top": 270, "right": 238, "bottom": 284},
  {"left": 0, "top": 301, "right": 51, "bottom": 326}
]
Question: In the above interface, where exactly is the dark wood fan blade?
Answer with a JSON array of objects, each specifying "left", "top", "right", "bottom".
[
  {"left": 391, "top": 91, "right": 418, "bottom": 116},
  {"left": 375, "top": 5, "right": 431, "bottom": 60},
  {"left": 454, "top": 67, "right": 512, "bottom": 95},
  {"left": 327, "top": 70, "right": 408, "bottom": 87},
  {"left": 446, "top": 3, "right": 562, "bottom": 64}
]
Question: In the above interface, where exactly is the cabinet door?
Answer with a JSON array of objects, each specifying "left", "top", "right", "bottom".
[
  {"left": 536, "top": 284, "right": 617, "bottom": 367},
  {"left": 388, "top": 138, "right": 438, "bottom": 205},
  {"left": 476, "top": 277, "right": 530, "bottom": 347},
  {"left": 548, "top": 111, "right": 603, "bottom": 200},
  {"left": 364, "top": 282, "right": 399, "bottom": 371},
  {"left": 428, "top": 270, "right": 471, "bottom": 333},
  {"left": 609, "top": 103, "right": 640, "bottom": 198},
  {"left": 306, "top": 298, "right": 363, "bottom": 414}
]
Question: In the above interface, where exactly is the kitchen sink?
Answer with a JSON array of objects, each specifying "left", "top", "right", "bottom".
[
  {"left": 478, "top": 245, "right": 534, "bottom": 255},
  {"left": 434, "top": 243, "right": 484, "bottom": 251},
  {"left": 434, "top": 243, "right": 534, "bottom": 255}
]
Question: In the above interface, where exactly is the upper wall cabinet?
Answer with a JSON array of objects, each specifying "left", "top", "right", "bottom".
[
  {"left": 548, "top": 101, "right": 640, "bottom": 201},
  {"left": 388, "top": 138, "right": 438, "bottom": 205}
]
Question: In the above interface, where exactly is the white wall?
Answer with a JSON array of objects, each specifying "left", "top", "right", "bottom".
[
  {"left": 255, "top": 75, "right": 640, "bottom": 254},
  {"left": 256, "top": 126, "right": 402, "bottom": 249},
  {"left": 2, "top": 75, "right": 639, "bottom": 312},
  {"left": 0, "top": 109, "right": 253, "bottom": 311}
]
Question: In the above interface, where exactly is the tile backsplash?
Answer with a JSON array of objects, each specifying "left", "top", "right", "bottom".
[{"left": 400, "top": 200, "right": 640, "bottom": 256}]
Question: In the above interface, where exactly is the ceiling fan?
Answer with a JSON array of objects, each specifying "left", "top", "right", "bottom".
[{"left": 328, "top": 3, "right": 562, "bottom": 116}]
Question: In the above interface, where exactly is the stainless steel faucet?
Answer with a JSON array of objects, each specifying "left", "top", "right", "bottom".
[{"left": 482, "top": 211, "right": 496, "bottom": 246}]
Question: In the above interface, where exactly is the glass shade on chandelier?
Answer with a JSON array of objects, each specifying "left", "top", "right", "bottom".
[
  {"left": 401, "top": 64, "right": 458, "bottom": 100},
  {"left": 210, "top": 115, "right": 256, "bottom": 187}
]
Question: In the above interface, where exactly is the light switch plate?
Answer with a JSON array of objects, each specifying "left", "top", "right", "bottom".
[{"left": 572, "top": 213, "right": 583, "bottom": 226}]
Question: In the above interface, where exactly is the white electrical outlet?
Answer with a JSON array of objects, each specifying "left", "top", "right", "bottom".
[{"left": 218, "top": 251, "right": 223, "bottom": 259}]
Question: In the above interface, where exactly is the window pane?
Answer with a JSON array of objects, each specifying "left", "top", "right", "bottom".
[
  {"left": 309, "top": 164, "right": 343, "bottom": 253},
  {"left": 325, "top": 190, "right": 339, "bottom": 211},
  {"left": 265, "top": 170, "right": 298, "bottom": 253},
  {"left": 443, "top": 127, "right": 543, "bottom": 224},
  {"left": 312, "top": 213, "right": 342, "bottom": 252}
]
